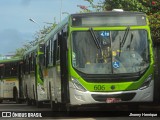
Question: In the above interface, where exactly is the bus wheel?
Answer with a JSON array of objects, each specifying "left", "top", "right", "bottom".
[{"left": 13, "top": 87, "right": 19, "bottom": 103}]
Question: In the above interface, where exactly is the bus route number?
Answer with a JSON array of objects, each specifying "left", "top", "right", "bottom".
[{"left": 94, "top": 85, "right": 105, "bottom": 91}]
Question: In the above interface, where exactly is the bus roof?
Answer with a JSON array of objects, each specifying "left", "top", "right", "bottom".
[
  {"left": 23, "top": 44, "right": 38, "bottom": 56},
  {"left": 44, "top": 16, "right": 70, "bottom": 42},
  {"left": 43, "top": 11, "right": 147, "bottom": 42}
]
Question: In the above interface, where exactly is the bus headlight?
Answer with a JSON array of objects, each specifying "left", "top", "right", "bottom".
[
  {"left": 139, "top": 74, "right": 152, "bottom": 90},
  {"left": 71, "top": 77, "right": 87, "bottom": 92}
]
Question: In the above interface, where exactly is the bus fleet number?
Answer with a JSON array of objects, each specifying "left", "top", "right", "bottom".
[{"left": 94, "top": 85, "right": 105, "bottom": 91}]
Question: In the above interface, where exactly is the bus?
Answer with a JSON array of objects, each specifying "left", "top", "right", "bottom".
[
  {"left": 0, "top": 57, "right": 23, "bottom": 103},
  {"left": 22, "top": 44, "right": 47, "bottom": 107},
  {"left": 23, "top": 11, "right": 155, "bottom": 110}
]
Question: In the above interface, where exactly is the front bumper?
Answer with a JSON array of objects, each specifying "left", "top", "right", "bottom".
[{"left": 69, "top": 81, "right": 153, "bottom": 105}]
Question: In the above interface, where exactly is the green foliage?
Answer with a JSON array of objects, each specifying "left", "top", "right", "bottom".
[
  {"left": 79, "top": 0, "right": 105, "bottom": 12},
  {"left": 13, "top": 48, "right": 26, "bottom": 57},
  {"left": 149, "top": 12, "right": 160, "bottom": 42},
  {"left": 14, "top": 21, "right": 57, "bottom": 57}
]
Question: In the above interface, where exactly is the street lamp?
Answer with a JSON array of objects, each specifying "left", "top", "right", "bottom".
[
  {"left": 29, "top": 18, "right": 42, "bottom": 43},
  {"left": 29, "top": 18, "right": 41, "bottom": 28}
]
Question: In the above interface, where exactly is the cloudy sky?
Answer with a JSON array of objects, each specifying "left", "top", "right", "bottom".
[{"left": 0, "top": 0, "right": 98, "bottom": 55}]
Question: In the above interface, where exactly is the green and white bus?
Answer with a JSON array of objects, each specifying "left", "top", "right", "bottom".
[
  {"left": 22, "top": 44, "right": 47, "bottom": 107},
  {"left": 0, "top": 57, "right": 23, "bottom": 103},
  {"left": 23, "top": 11, "right": 155, "bottom": 110}
]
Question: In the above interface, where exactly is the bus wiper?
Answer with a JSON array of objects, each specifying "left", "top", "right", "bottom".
[
  {"left": 89, "top": 28, "right": 104, "bottom": 62},
  {"left": 89, "top": 28, "right": 101, "bottom": 49},
  {"left": 127, "top": 32, "right": 134, "bottom": 50},
  {"left": 121, "top": 26, "right": 130, "bottom": 47},
  {"left": 119, "top": 26, "right": 130, "bottom": 56}
]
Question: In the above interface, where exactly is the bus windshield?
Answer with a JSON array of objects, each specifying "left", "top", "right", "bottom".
[{"left": 72, "top": 29, "right": 149, "bottom": 74}]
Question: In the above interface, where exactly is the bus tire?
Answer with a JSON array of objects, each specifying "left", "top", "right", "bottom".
[{"left": 13, "top": 87, "right": 19, "bottom": 103}]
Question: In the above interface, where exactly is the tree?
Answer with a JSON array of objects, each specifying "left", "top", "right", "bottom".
[
  {"left": 78, "top": 0, "right": 105, "bottom": 12},
  {"left": 13, "top": 20, "right": 57, "bottom": 57}
]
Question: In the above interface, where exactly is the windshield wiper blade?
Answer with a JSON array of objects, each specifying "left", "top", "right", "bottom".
[
  {"left": 119, "top": 26, "right": 130, "bottom": 56},
  {"left": 121, "top": 26, "right": 130, "bottom": 47},
  {"left": 89, "top": 27, "right": 101, "bottom": 49},
  {"left": 127, "top": 32, "right": 134, "bottom": 50}
]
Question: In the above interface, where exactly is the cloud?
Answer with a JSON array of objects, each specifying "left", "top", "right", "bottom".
[{"left": 0, "top": 29, "right": 33, "bottom": 55}]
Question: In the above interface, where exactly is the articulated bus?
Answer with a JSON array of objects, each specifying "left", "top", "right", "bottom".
[
  {"left": 22, "top": 44, "right": 46, "bottom": 107},
  {"left": 23, "top": 11, "right": 155, "bottom": 110},
  {"left": 0, "top": 57, "right": 23, "bottom": 103}
]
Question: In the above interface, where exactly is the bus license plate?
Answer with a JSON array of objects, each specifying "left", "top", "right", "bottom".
[{"left": 106, "top": 98, "right": 121, "bottom": 103}]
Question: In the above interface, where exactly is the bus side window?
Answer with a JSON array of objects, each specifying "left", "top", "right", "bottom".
[
  {"left": 43, "top": 44, "right": 46, "bottom": 66},
  {"left": 23, "top": 58, "right": 26, "bottom": 74},
  {"left": 44, "top": 44, "right": 46, "bottom": 67},
  {"left": 26, "top": 55, "right": 29, "bottom": 73},
  {"left": 45, "top": 41, "right": 50, "bottom": 68},
  {"left": 51, "top": 38, "right": 54, "bottom": 64},
  {"left": 48, "top": 39, "right": 53, "bottom": 65},
  {"left": 32, "top": 52, "right": 35, "bottom": 72},
  {"left": 53, "top": 39, "right": 57, "bottom": 65},
  {"left": 0, "top": 64, "right": 4, "bottom": 79},
  {"left": 29, "top": 53, "right": 32, "bottom": 72},
  {"left": 53, "top": 34, "right": 60, "bottom": 63},
  {"left": 11, "top": 63, "right": 17, "bottom": 76},
  {"left": 29, "top": 54, "right": 31, "bottom": 74},
  {"left": 31, "top": 52, "right": 35, "bottom": 72},
  {"left": 57, "top": 36, "right": 60, "bottom": 61}
]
